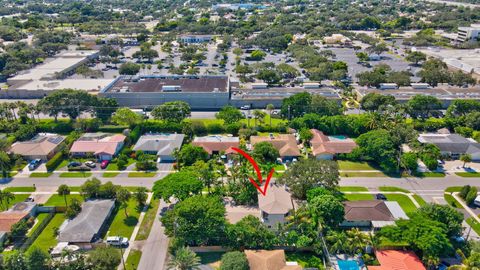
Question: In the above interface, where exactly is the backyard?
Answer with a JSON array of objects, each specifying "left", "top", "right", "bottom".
[
  {"left": 28, "top": 214, "right": 66, "bottom": 252},
  {"left": 106, "top": 200, "right": 141, "bottom": 239}
]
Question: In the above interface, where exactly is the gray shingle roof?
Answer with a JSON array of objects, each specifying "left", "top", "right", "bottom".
[
  {"left": 418, "top": 133, "right": 480, "bottom": 154},
  {"left": 58, "top": 200, "right": 115, "bottom": 243},
  {"left": 133, "top": 134, "right": 184, "bottom": 156}
]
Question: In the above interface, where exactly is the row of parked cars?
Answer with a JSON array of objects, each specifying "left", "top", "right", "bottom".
[{"left": 68, "top": 160, "right": 110, "bottom": 170}]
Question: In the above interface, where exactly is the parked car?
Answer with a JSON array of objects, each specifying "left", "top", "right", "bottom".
[
  {"left": 100, "top": 160, "right": 110, "bottom": 169},
  {"left": 84, "top": 161, "right": 96, "bottom": 168},
  {"left": 376, "top": 193, "right": 387, "bottom": 200},
  {"left": 28, "top": 159, "right": 41, "bottom": 170},
  {"left": 24, "top": 197, "right": 34, "bottom": 202},
  {"left": 240, "top": 105, "right": 251, "bottom": 110},
  {"left": 106, "top": 236, "right": 128, "bottom": 247},
  {"left": 68, "top": 161, "right": 81, "bottom": 168}
]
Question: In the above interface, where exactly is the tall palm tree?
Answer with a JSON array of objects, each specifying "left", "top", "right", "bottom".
[
  {"left": 7, "top": 103, "right": 17, "bottom": 121},
  {"left": 326, "top": 231, "right": 348, "bottom": 254},
  {"left": 345, "top": 228, "right": 370, "bottom": 255},
  {"left": 57, "top": 184, "right": 71, "bottom": 208},
  {"left": 266, "top": 104, "right": 274, "bottom": 127},
  {"left": 167, "top": 247, "right": 201, "bottom": 270}
]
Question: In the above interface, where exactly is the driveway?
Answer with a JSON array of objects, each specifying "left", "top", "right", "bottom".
[{"left": 137, "top": 199, "right": 170, "bottom": 270}]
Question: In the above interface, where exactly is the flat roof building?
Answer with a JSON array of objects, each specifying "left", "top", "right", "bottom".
[
  {"left": 100, "top": 75, "right": 230, "bottom": 109},
  {"left": 354, "top": 84, "right": 480, "bottom": 108}
]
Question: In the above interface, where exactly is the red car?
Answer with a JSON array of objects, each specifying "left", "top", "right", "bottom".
[{"left": 100, "top": 160, "right": 109, "bottom": 169}]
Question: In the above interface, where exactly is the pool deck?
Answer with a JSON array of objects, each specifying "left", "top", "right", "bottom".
[{"left": 330, "top": 255, "right": 367, "bottom": 270}]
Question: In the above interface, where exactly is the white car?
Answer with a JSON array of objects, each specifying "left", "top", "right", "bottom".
[
  {"left": 84, "top": 161, "right": 96, "bottom": 168},
  {"left": 106, "top": 236, "right": 129, "bottom": 247}
]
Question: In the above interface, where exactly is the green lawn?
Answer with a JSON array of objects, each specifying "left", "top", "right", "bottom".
[
  {"left": 412, "top": 172, "right": 446, "bottom": 178},
  {"left": 107, "top": 200, "right": 141, "bottom": 239},
  {"left": 103, "top": 172, "right": 121, "bottom": 177},
  {"left": 30, "top": 172, "right": 53, "bottom": 177},
  {"left": 444, "top": 193, "right": 463, "bottom": 208},
  {"left": 197, "top": 252, "right": 225, "bottom": 266},
  {"left": 337, "top": 161, "right": 377, "bottom": 171},
  {"left": 385, "top": 194, "right": 418, "bottom": 215},
  {"left": 106, "top": 158, "right": 136, "bottom": 171},
  {"left": 413, "top": 194, "right": 427, "bottom": 206},
  {"left": 44, "top": 194, "right": 84, "bottom": 207},
  {"left": 445, "top": 186, "right": 463, "bottom": 193},
  {"left": 344, "top": 193, "right": 374, "bottom": 201},
  {"left": 466, "top": 217, "right": 480, "bottom": 235},
  {"left": 128, "top": 172, "right": 156, "bottom": 177},
  {"left": 339, "top": 186, "right": 369, "bottom": 192},
  {"left": 59, "top": 172, "right": 92, "bottom": 178},
  {"left": 4, "top": 186, "right": 36, "bottom": 192},
  {"left": 340, "top": 172, "right": 388, "bottom": 177},
  {"left": 379, "top": 186, "right": 410, "bottom": 193},
  {"left": 28, "top": 214, "right": 66, "bottom": 252},
  {"left": 126, "top": 249, "right": 142, "bottom": 270},
  {"left": 136, "top": 199, "right": 160, "bottom": 241},
  {"left": 455, "top": 172, "right": 480, "bottom": 178},
  {"left": 1, "top": 194, "right": 30, "bottom": 210},
  {"left": 52, "top": 159, "right": 69, "bottom": 171},
  {"left": 27, "top": 213, "right": 49, "bottom": 237},
  {"left": 285, "top": 251, "right": 323, "bottom": 269}
]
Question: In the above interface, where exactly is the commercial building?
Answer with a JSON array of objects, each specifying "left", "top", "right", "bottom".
[
  {"left": 418, "top": 47, "right": 480, "bottom": 80},
  {"left": 133, "top": 133, "right": 185, "bottom": 162},
  {"left": 354, "top": 84, "right": 480, "bottom": 108},
  {"left": 230, "top": 85, "right": 341, "bottom": 109},
  {"left": 3, "top": 50, "right": 101, "bottom": 98},
  {"left": 457, "top": 24, "right": 480, "bottom": 42},
  {"left": 178, "top": 34, "right": 213, "bottom": 43},
  {"left": 58, "top": 200, "right": 115, "bottom": 248},
  {"left": 418, "top": 133, "right": 480, "bottom": 160},
  {"left": 99, "top": 75, "right": 230, "bottom": 109},
  {"left": 9, "top": 133, "right": 66, "bottom": 161},
  {"left": 342, "top": 200, "right": 409, "bottom": 229},
  {"left": 70, "top": 133, "right": 126, "bottom": 161}
]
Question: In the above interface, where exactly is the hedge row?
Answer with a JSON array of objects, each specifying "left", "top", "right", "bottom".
[{"left": 45, "top": 152, "right": 64, "bottom": 172}]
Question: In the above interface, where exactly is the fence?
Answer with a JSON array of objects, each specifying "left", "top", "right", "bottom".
[{"left": 19, "top": 211, "right": 55, "bottom": 252}]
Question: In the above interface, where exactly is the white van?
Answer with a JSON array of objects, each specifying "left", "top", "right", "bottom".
[
  {"left": 106, "top": 236, "right": 129, "bottom": 247},
  {"left": 474, "top": 195, "right": 480, "bottom": 207}
]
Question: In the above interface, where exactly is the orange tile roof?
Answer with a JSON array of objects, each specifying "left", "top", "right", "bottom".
[
  {"left": 369, "top": 250, "right": 426, "bottom": 270},
  {"left": 250, "top": 134, "right": 300, "bottom": 157},
  {"left": 310, "top": 129, "right": 357, "bottom": 155},
  {"left": 192, "top": 141, "right": 239, "bottom": 154},
  {"left": 0, "top": 212, "right": 29, "bottom": 232}
]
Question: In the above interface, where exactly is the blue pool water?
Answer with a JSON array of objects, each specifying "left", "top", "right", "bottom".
[
  {"left": 329, "top": 135, "right": 348, "bottom": 141},
  {"left": 338, "top": 260, "right": 360, "bottom": 270}
]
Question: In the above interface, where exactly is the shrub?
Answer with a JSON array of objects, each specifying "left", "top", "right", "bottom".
[
  {"left": 46, "top": 152, "right": 64, "bottom": 172},
  {"left": 37, "top": 120, "right": 73, "bottom": 134},
  {"left": 207, "top": 123, "right": 224, "bottom": 134},
  {"left": 192, "top": 121, "right": 207, "bottom": 136},
  {"left": 220, "top": 251, "right": 249, "bottom": 270},
  {"left": 460, "top": 185, "right": 471, "bottom": 199},
  {"left": 129, "top": 125, "right": 141, "bottom": 143},
  {"left": 423, "top": 157, "right": 438, "bottom": 171},
  {"left": 117, "top": 159, "right": 127, "bottom": 170},
  {"left": 68, "top": 166, "right": 91, "bottom": 172},
  {"left": 225, "top": 123, "right": 241, "bottom": 135},
  {"left": 466, "top": 187, "right": 478, "bottom": 205}
]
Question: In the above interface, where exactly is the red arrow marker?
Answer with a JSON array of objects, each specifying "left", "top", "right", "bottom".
[{"left": 231, "top": 147, "right": 275, "bottom": 196}]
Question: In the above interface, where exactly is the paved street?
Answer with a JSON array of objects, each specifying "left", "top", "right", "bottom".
[{"left": 137, "top": 199, "right": 170, "bottom": 270}]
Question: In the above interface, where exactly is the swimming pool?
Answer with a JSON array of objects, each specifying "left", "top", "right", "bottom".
[
  {"left": 329, "top": 135, "right": 348, "bottom": 140},
  {"left": 338, "top": 260, "right": 360, "bottom": 270}
]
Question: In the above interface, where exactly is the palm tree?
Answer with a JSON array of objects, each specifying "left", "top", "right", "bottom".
[
  {"left": 252, "top": 109, "right": 266, "bottom": 127},
  {"left": 0, "top": 190, "right": 15, "bottom": 210},
  {"left": 7, "top": 103, "right": 17, "bottom": 121},
  {"left": 345, "top": 228, "right": 370, "bottom": 255},
  {"left": 167, "top": 247, "right": 201, "bottom": 270},
  {"left": 266, "top": 104, "right": 275, "bottom": 127},
  {"left": 326, "top": 231, "right": 348, "bottom": 254},
  {"left": 57, "top": 184, "right": 71, "bottom": 208},
  {"left": 460, "top": 154, "right": 472, "bottom": 168}
]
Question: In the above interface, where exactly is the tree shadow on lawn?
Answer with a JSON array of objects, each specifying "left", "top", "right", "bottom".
[{"left": 123, "top": 216, "right": 139, "bottom": 227}]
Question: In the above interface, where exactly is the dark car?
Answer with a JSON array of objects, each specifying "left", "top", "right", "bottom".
[
  {"left": 68, "top": 161, "right": 81, "bottom": 168},
  {"left": 376, "top": 193, "right": 387, "bottom": 200}
]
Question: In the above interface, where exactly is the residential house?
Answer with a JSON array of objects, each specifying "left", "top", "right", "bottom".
[
  {"left": 58, "top": 200, "right": 115, "bottom": 248},
  {"left": 310, "top": 129, "right": 357, "bottom": 160},
  {"left": 342, "top": 200, "right": 409, "bottom": 229},
  {"left": 10, "top": 133, "right": 65, "bottom": 161},
  {"left": 132, "top": 133, "right": 184, "bottom": 162},
  {"left": 418, "top": 133, "right": 480, "bottom": 160},
  {"left": 70, "top": 133, "right": 126, "bottom": 161},
  {"left": 368, "top": 250, "right": 426, "bottom": 270},
  {"left": 250, "top": 134, "right": 300, "bottom": 162},
  {"left": 0, "top": 202, "right": 37, "bottom": 245},
  {"left": 245, "top": 250, "right": 302, "bottom": 270},
  {"left": 258, "top": 184, "right": 296, "bottom": 228},
  {"left": 192, "top": 135, "right": 239, "bottom": 158}
]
